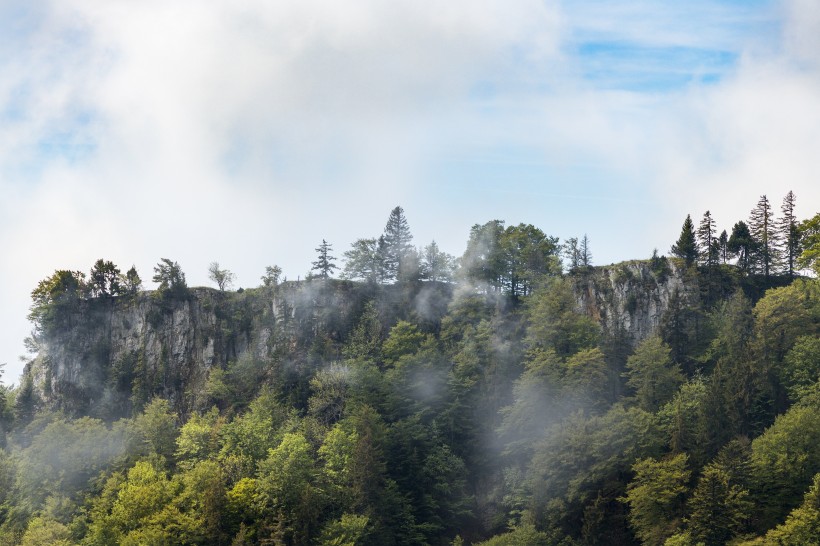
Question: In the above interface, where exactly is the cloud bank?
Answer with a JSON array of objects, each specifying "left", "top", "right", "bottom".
[{"left": 1, "top": 0, "right": 819, "bottom": 382}]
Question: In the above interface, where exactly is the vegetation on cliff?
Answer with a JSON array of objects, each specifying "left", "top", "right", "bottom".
[{"left": 1, "top": 197, "right": 819, "bottom": 545}]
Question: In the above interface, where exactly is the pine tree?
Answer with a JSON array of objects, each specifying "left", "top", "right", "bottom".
[
  {"left": 748, "top": 195, "right": 778, "bottom": 278},
  {"left": 778, "top": 191, "right": 800, "bottom": 277},
  {"left": 312, "top": 239, "right": 338, "bottom": 279},
  {"left": 382, "top": 206, "right": 413, "bottom": 282},
  {"left": 727, "top": 221, "right": 756, "bottom": 274},
  {"left": 563, "top": 237, "right": 580, "bottom": 272},
  {"left": 579, "top": 234, "right": 592, "bottom": 268},
  {"left": 697, "top": 211, "right": 718, "bottom": 267},
  {"left": 718, "top": 230, "right": 729, "bottom": 264},
  {"left": 671, "top": 215, "right": 697, "bottom": 266}
]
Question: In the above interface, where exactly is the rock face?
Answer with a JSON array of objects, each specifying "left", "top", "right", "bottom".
[
  {"left": 24, "top": 281, "right": 454, "bottom": 417},
  {"left": 573, "top": 259, "right": 698, "bottom": 344},
  {"left": 23, "top": 262, "right": 694, "bottom": 417}
]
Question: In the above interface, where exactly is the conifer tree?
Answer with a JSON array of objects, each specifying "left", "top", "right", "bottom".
[
  {"left": 718, "top": 230, "right": 729, "bottom": 264},
  {"left": 311, "top": 240, "right": 338, "bottom": 279},
  {"left": 671, "top": 215, "right": 697, "bottom": 266},
  {"left": 778, "top": 191, "right": 800, "bottom": 277},
  {"left": 727, "top": 221, "right": 756, "bottom": 274},
  {"left": 697, "top": 211, "right": 718, "bottom": 267},
  {"left": 563, "top": 237, "right": 580, "bottom": 272},
  {"left": 579, "top": 234, "right": 592, "bottom": 268},
  {"left": 748, "top": 195, "right": 778, "bottom": 278},
  {"left": 382, "top": 206, "right": 413, "bottom": 282}
]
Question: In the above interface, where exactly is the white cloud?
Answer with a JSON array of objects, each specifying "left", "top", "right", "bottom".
[{"left": 2, "top": 0, "right": 820, "bottom": 384}]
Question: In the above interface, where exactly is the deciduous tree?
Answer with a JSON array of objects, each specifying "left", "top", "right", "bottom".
[{"left": 208, "top": 261, "right": 235, "bottom": 291}]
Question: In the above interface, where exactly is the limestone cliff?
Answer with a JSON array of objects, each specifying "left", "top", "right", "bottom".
[
  {"left": 23, "top": 280, "right": 453, "bottom": 417},
  {"left": 572, "top": 259, "right": 698, "bottom": 344},
  {"left": 23, "top": 262, "right": 694, "bottom": 417}
]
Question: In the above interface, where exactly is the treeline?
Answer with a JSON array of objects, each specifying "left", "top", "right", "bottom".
[
  {"left": 1, "top": 197, "right": 820, "bottom": 545},
  {"left": 670, "top": 192, "right": 808, "bottom": 278}
]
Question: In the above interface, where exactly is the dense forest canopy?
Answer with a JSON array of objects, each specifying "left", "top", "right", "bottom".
[{"left": 1, "top": 195, "right": 820, "bottom": 545}]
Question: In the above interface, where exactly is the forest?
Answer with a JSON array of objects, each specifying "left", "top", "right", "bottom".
[{"left": 1, "top": 192, "right": 820, "bottom": 546}]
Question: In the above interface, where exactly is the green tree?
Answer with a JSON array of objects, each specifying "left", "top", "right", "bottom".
[
  {"left": 122, "top": 265, "right": 142, "bottom": 295},
  {"left": 797, "top": 212, "right": 820, "bottom": 276},
  {"left": 152, "top": 258, "right": 187, "bottom": 297},
  {"left": 751, "top": 473, "right": 820, "bottom": 545},
  {"left": 751, "top": 400, "right": 820, "bottom": 529},
  {"left": 622, "top": 454, "right": 690, "bottom": 546},
  {"left": 624, "top": 336, "right": 684, "bottom": 413},
  {"left": 28, "top": 269, "right": 87, "bottom": 332},
  {"left": 208, "top": 261, "right": 235, "bottom": 291},
  {"left": 687, "top": 462, "right": 752, "bottom": 545},
  {"left": 718, "top": 230, "right": 729, "bottom": 264},
  {"left": 421, "top": 240, "right": 454, "bottom": 282},
  {"left": 728, "top": 221, "right": 757, "bottom": 274},
  {"left": 525, "top": 277, "right": 599, "bottom": 358},
  {"left": 781, "top": 335, "right": 820, "bottom": 403},
  {"left": 563, "top": 237, "right": 581, "bottom": 272},
  {"left": 312, "top": 239, "right": 339, "bottom": 279},
  {"left": 89, "top": 259, "right": 123, "bottom": 298},
  {"left": 261, "top": 265, "right": 283, "bottom": 288},
  {"left": 778, "top": 191, "right": 800, "bottom": 277},
  {"left": 19, "top": 516, "right": 74, "bottom": 546},
  {"left": 256, "top": 432, "right": 322, "bottom": 544},
  {"left": 748, "top": 195, "right": 779, "bottom": 278},
  {"left": 382, "top": 206, "right": 414, "bottom": 282},
  {"left": 343, "top": 238, "right": 386, "bottom": 283},
  {"left": 697, "top": 211, "right": 718, "bottom": 268},
  {"left": 671, "top": 215, "right": 697, "bottom": 266},
  {"left": 131, "top": 398, "right": 179, "bottom": 462}
]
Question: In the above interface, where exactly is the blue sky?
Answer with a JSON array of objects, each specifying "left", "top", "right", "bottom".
[{"left": 2, "top": 0, "right": 819, "bottom": 384}]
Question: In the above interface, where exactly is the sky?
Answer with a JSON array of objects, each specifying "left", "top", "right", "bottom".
[{"left": 1, "top": 0, "right": 819, "bottom": 384}]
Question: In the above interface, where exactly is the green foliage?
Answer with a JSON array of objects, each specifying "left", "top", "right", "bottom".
[
  {"left": 525, "top": 277, "right": 599, "bottom": 358},
  {"left": 208, "top": 261, "right": 235, "bottom": 291},
  {"left": 89, "top": 259, "right": 122, "bottom": 298},
  {"left": 798, "top": 212, "right": 820, "bottom": 275},
  {"left": 624, "top": 336, "right": 683, "bottom": 413},
  {"left": 780, "top": 335, "right": 820, "bottom": 403},
  {"left": 748, "top": 473, "right": 820, "bottom": 545},
  {"left": 318, "top": 513, "right": 370, "bottom": 546},
  {"left": 151, "top": 258, "right": 188, "bottom": 298},
  {"left": 10, "top": 214, "right": 820, "bottom": 545},
  {"left": 671, "top": 215, "right": 697, "bottom": 266},
  {"left": 687, "top": 462, "right": 752, "bottom": 545},
  {"left": 462, "top": 220, "right": 561, "bottom": 297},
  {"left": 750, "top": 399, "right": 820, "bottom": 529},
  {"left": 474, "top": 523, "right": 551, "bottom": 546},
  {"left": 623, "top": 454, "right": 690, "bottom": 546}
]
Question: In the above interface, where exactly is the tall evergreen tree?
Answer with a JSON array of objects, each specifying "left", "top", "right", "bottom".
[
  {"left": 579, "top": 234, "right": 592, "bottom": 268},
  {"left": 727, "top": 221, "right": 756, "bottom": 274},
  {"left": 697, "top": 211, "right": 718, "bottom": 267},
  {"left": 382, "top": 206, "right": 413, "bottom": 282},
  {"left": 748, "top": 195, "right": 778, "bottom": 278},
  {"left": 671, "top": 215, "right": 698, "bottom": 266},
  {"left": 777, "top": 191, "right": 800, "bottom": 277},
  {"left": 563, "top": 237, "right": 580, "bottom": 272},
  {"left": 718, "top": 230, "right": 729, "bottom": 264},
  {"left": 312, "top": 240, "right": 338, "bottom": 279}
]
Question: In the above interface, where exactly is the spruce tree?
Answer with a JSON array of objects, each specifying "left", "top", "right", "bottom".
[
  {"left": 727, "top": 221, "right": 756, "bottom": 274},
  {"left": 697, "top": 211, "right": 717, "bottom": 267},
  {"left": 718, "top": 230, "right": 729, "bottom": 264},
  {"left": 748, "top": 195, "right": 778, "bottom": 278},
  {"left": 382, "top": 206, "right": 413, "bottom": 281},
  {"left": 671, "top": 215, "right": 697, "bottom": 266},
  {"left": 579, "top": 234, "right": 592, "bottom": 268},
  {"left": 777, "top": 191, "right": 800, "bottom": 277},
  {"left": 312, "top": 239, "right": 338, "bottom": 279}
]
